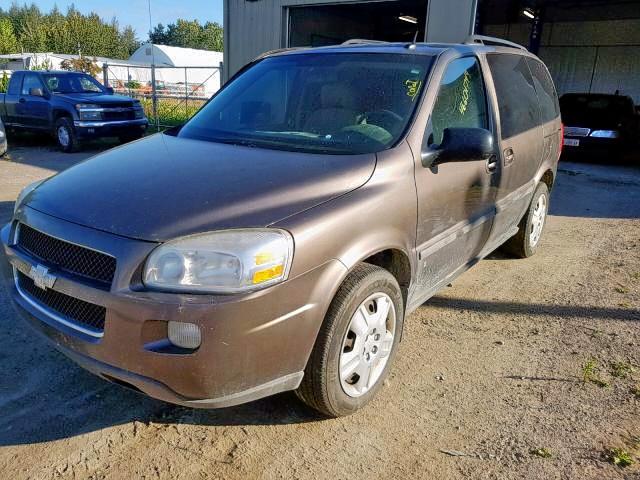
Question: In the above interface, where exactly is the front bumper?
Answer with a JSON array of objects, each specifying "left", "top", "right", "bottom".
[
  {"left": 1, "top": 208, "right": 346, "bottom": 408},
  {"left": 74, "top": 119, "right": 148, "bottom": 139}
]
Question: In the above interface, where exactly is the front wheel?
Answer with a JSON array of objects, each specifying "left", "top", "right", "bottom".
[
  {"left": 503, "top": 182, "right": 549, "bottom": 258},
  {"left": 55, "top": 117, "right": 79, "bottom": 153},
  {"left": 296, "top": 263, "right": 404, "bottom": 417}
]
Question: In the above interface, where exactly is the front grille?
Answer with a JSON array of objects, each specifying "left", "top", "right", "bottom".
[
  {"left": 17, "top": 223, "right": 116, "bottom": 287},
  {"left": 564, "top": 126, "right": 590, "bottom": 137},
  {"left": 103, "top": 110, "right": 134, "bottom": 121},
  {"left": 17, "top": 271, "right": 106, "bottom": 333}
]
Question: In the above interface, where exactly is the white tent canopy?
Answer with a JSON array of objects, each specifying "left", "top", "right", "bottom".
[{"left": 129, "top": 43, "right": 223, "bottom": 67}]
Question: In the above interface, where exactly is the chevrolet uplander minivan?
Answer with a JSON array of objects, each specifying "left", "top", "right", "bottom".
[{"left": 1, "top": 37, "right": 561, "bottom": 417}]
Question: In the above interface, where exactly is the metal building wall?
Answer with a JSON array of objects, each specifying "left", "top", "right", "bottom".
[{"left": 223, "top": 0, "right": 477, "bottom": 80}]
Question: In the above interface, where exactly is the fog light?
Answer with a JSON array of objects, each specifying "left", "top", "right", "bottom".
[{"left": 168, "top": 321, "right": 201, "bottom": 349}]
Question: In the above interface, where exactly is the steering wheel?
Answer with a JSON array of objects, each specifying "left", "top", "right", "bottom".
[{"left": 364, "top": 109, "right": 404, "bottom": 134}]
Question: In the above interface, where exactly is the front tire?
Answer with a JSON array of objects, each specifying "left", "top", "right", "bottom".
[
  {"left": 296, "top": 263, "right": 404, "bottom": 417},
  {"left": 55, "top": 117, "right": 79, "bottom": 153},
  {"left": 503, "top": 182, "right": 549, "bottom": 258}
]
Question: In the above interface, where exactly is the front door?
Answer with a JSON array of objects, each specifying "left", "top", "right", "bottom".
[
  {"left": 413, "top": 56, "right": 499, "bottom": 300},
  {"left": 19, "top": 73, "right": 50, "bottom": 130}
]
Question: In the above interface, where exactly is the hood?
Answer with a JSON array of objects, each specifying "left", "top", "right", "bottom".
[
  {"left": 55, "top": 93, "right": 134, "bottom": 105},
  {"left": 25, "top": 134, "right": 376, "bottom": 241}
]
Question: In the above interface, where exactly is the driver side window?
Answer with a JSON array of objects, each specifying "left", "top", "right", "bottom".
[{"left": 427, "top": 57, "right": 488, "bottom": 146}]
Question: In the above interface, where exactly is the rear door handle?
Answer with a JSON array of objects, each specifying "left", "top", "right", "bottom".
[
  {"left": 19, "top": 98, "right": 26, "bottom": 104},
  {"left": 503, "top": 147, "right": 515, "bottom": 165}
]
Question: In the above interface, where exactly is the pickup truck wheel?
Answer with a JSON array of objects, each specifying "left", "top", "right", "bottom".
[
  {"left": 296, "top": 263, "right": 404, "bottom": 417},
  {"left": 503, "top": 182, "right": 549, "bottom": 258},
  {"left": 55, "top": 117, "right": 79, "bottom": 153}
]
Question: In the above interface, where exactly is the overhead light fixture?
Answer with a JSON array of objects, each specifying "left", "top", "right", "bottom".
[
  {"left": 522, "top": 8, "right": 535, "bottom": 19},
  {"left": 398, "top": 15, "right": 418, "bottom": 24}
]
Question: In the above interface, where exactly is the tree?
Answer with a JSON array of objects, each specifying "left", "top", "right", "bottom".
[
  {"left": 147, "top": 19, "right": 223, "bottom": 52},
  {"left": 60, "top": 56, "right": 101, "bottom": 76},
  {"left": 0, "top": 17, "right": 19, "bottom": 54}
]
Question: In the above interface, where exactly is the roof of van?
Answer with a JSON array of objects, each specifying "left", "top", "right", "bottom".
[{"left": 259, "top": 41, "right": 535, "bottom": 61}]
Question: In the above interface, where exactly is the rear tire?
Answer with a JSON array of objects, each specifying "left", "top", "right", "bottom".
[
  {"left": 503, "top": 182, "right": 549, "bottom": 258},
  {"left": 296, "top": 263, "right": 404, "bottom": 417},
  {"left": 55, "top": 117, "right": 79, "bottom": 153}
]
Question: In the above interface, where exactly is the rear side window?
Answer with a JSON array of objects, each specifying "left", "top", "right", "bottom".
[
  {"left": 487, "top": 54, "right": 539, "bottom": 138},
  {"left": 428, "top": 57, "right": 488, "bottom": 146},
  {"left": 7, "top": 73, "right": 22, "bottom": 95},
  {"left": 527, "top": 58, "right": 559, "bottom": 123}
]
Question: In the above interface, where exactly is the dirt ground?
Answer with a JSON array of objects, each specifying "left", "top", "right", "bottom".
[{"left": 0, "top": 137, "right": 639, "bottom": 480}]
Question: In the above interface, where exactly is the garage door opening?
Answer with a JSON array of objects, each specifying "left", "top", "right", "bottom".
[{"left": 288, "top": 0, "right": 428, "bottom": 47}]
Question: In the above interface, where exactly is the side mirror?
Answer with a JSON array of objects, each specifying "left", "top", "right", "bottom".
[
  {"left": 421, "top": 127, "right": 494, "bottom": 168},
  {"left": 105, "top": 87, "right": 115, "bottom": 95},
  {"left": 29, "top": 87, "right": 44, "bottom": 97}
]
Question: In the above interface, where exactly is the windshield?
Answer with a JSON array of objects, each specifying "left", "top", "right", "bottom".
[
  {"left": 42, "top": 73, "right": 105, "bottom": 94},
  {"left": 178, "top": 53, "right": 434, "bottom": 154}
]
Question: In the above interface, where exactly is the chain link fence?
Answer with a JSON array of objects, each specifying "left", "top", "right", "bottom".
[{"left": 102, "top": 62, "right": 223, "bottom": 130}]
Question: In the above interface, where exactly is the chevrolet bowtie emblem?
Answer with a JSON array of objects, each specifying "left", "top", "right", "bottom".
[{"left": 29, "top": 264, "right": 57, "bottom": 291}]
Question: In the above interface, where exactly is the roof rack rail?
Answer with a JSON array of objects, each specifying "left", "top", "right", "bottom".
[
  {"left": 341, "top": 39, "right": 389, "bottom": 45},
  {"left": 252, "top": 46, "right": 308, "bottom": 62},
  {"left": 464, "top": 35, "right": 527, "bottom": 51}
]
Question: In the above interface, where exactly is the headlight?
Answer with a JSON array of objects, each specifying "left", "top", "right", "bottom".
[
  {"left": 14, "top": 179, "right": 44, "bottom": 214},
  {"left": 590, "top": 130, "right": 619, "bottom": 139},
  {"left": 76, "top": 104, "right": 103, "bottom": 121},
  {"left": 143, "top": 229, "right": 294, "bottom": 293}
]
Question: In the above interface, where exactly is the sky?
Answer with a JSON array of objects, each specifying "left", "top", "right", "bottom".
[{"left": 23, "top": 0, "right": 224, "bottom": 40}]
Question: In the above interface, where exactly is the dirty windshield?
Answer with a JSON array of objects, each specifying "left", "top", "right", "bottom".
[{"left": 178, "top": 52, "right": 434, "bottom": 154}]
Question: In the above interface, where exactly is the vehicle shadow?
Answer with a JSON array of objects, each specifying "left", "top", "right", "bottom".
[{"left": 424, "top": 295, "right": 639, "bottom": 322}]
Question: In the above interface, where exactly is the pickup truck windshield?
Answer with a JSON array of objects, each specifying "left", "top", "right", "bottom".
[
  {"left": 42, "top": 73, "right": 105, "bottom": 94},
  {"left": 178, "top": 53, "right": 434, "bottom": 154}
]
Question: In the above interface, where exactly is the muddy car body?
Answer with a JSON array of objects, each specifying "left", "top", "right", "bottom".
[{"left": 1, "top": 38, "right": 561, "bottom": 417}]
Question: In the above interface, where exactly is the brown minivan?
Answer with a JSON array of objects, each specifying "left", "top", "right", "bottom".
[{"left": 1, "top": 37, "right": 561, "bottom": 417}]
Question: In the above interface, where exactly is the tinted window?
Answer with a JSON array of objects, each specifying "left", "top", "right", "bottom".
[
  {"left": 487, "top": 54, "right": 539, "bottom": 138},
  {"left": 21, "top": 73, "right": 44, "bottom": 96},
  {"left": 179, "top": 53, "right": 434, "bottom": 155},
  {"left": 7, "top": 73, "right": 22, "bottom": 95},
  {"left": 42, "top": 73, "right": 105, "bottom": 94},
  {"left": 428, "top": 57, "right": 488, "bottom": 146},
  {"left": 527, "top": 58, "right": 559, "bottom": 123}
]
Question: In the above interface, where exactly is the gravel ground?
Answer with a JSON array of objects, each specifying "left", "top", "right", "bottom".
[{"left": 0, "top": 137, "right": 639, "bottom": 480}]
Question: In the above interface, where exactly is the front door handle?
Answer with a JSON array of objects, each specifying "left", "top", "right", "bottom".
[
  {"left": 486, "top": 154, "right": 498, "bottom": 173},
  {"left": 503, "top": 147, "right": 515, "bottom": 166},
  {"left": 19, "top": 98, "right": 26, "bottom": 104}
]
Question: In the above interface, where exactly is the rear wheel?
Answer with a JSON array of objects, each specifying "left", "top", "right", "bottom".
[
  {"left": 55, "top": 117, "right": 79, "bottom": 153},
  {"left": 503, "top": 182, "right": 549, "bottom": 258},
  {"left": 296, "top": 263, "right": 404, "bottom": 417}
]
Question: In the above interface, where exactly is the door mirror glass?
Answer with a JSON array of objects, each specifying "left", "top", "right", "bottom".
[
  {"left": 29, "top": 87, "right": 44, "bottom": 97},
  {"left": 422, "top": 127, "right": 494, "bottom": 167}
]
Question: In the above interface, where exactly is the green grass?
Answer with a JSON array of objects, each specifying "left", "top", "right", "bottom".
[
  {"left": 610, "top": 361, "right": 635, "bottom": 379},
  {"left": 606, "top": 448, "right": 634, "bottom": 467},
  {"left": 138, "top": 97, "right": 206, "bottom": 128},
  {"left": 582, "top": 357, "right": 609, "bottom": 388},
  {"left": 530, "top": 448, "right": 552, "bottom": 458}
]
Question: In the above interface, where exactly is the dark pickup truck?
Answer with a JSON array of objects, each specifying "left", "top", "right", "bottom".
[{"left": 0, "top": 70, "right": 148, "bottom": 152}]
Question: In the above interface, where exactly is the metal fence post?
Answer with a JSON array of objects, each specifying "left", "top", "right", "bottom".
[
  {"left": 219, "top": 61, "right": 224, "bottom": 87},
  {"left": 103, "top": 63, "right": 109, "bottom": 87},
  {"left": 185, "top": 67, "right": 189, "bottom": 118},
  {"left": 151, "top": 64, "right": 159, "bottom": 130},
  {"left": 127, "top": 66, "right": 131, "bottom": 96}
]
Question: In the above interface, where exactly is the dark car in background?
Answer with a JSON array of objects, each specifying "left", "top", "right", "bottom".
[
  {"left": 560, "top": 93, "right": 638, "bottom": 156},
  {"left": 0, "top": 70, "right": 147, "bottom": 152}
]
